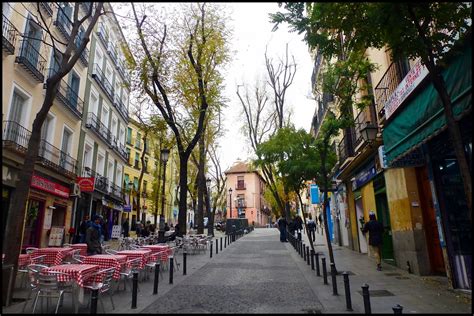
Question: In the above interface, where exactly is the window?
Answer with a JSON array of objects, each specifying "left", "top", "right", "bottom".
[
  {"left": 143, "top": 180, "right": 148, "bottom": 195},
  {"left": 124, "top": 173, "right": 130, "bottom": 190},
  {"left": 49, "top": 49, "right": 62, "bottom": 78},
  {"left": 6, "top": 88, "right": 29, "bottom": 147},
  {"left": 101, "top": 104, "right": 109, "bottom": 126},
  {"left": 107, "top": 160, "right": 114, "bottom": 190},
  {"left": 237, "top": 176, "right": 245, "bottom": 190},
  {"left": 8, "top": 89, "right": 27, "bottom": 124},
  {"left": 127, "top": 127, "right": 132, "bottom": 144},
  {"left": 89, "top": 90, "right": 99, "bottom": 115},
  {"left": 94, "top": 46, "right": 103, "bottom": 70},
  {"left": 97, "top": 151, "right": 105, "bottom": 175},
  {"left": 136, "top": 132, "right": 141, "bottom": 149},
  {"left": 40, "top": 114, "right": 54, "bottom": 160},
  {"left": 60, "top": 127, "right": 72, "bottom": 169},
  {"left": 115, "top": 165, "right": 122, "bottom": 188},
  {"left": 23, "top": 17, "right": 42, "bottom": 68},
  {"left": 126, "top": 148, "right": 131, "bottom": 164},
  {"left": 119, "top": 126, "right": 125, "bottom": 146},
  {"left": 68, "top": 71, "right": 80, "bottom": 107},
  {"left": 144, "top": 158, "right": 148, "bottom": 173},
  {"left": 111, "top": 115, "right": 117, "bottom": 138},
  {"left": 83, "top": 142, "right": 93, "bottom": 175},
  {"left": 133, "top": 177, "right": 139, "bottom": 191},
  {"left": 134, "top": 152, "right": 140, "bottom": 169}
]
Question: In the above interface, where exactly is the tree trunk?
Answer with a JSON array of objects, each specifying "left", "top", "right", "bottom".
[
  {"left": 430, "top": 70, "right": 472, "bottom": 219},
  {"left": 321, "top": 152, "right": 337, "bottom": 272},
  {"left": 137, "top": 131, "right": 148, "bottom": 223},
  {"left": 177, "top": 154, "right": 190, "bottom": 236},
  {"left": 297, "top": 191, "right": 315, "bottom": 253},
  {"left": 197, "top": 131, "right": 206, "bottom": 234}
]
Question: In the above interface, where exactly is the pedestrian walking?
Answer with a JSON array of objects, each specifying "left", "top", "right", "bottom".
[
  {"left": 277, "top": 215, "right": 288, "bottom": 242},
  {"left": 362, "top": 211, "right": 384, "bottom": 271},
  {"left": 122, "top": 218, "right": 130, "bottom": 237},
  {"left": 307, "top": 215, "right": 316, "bottom": 242},
  {"left": 294, "top": 215, "right": 303, "bottom": 241},
  {"left": 318, "top": 212, "right": 323, "bottom": 234},
  {"left": 86, "top": 215, "right": 102, "bottom": 255},
  {"left": 79, "top": 215, "right": 90, "bottom": 243}
]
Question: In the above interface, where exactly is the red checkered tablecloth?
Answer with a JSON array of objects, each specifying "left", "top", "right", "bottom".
[
  {"left": 141, "top": 245, "right": 171, "bottom": 262},
  {"left": 70, "top": 244, "right": 88, "bottom": 256},
  {"left": 18, "top": 254, "right": 31, "bottom": 267},
  {"left": 31, "top": 248, "right": 74, "bottom": 266},
  {"left": 83, "top": 255, "right": 127, "bottom": 280},
  {"left": 117, "top": 250, "right": 152, "bottom": 269},
  {"left": 42, "top": 264, "right": 99, "bottom": 287}
]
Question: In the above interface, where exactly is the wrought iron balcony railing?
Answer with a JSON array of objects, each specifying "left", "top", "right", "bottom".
[
  {"left": 78, "top": 45, "right": 89, "bottom": 66},
  {"left": 2, "top": 14, "right": 18, "bottom": 55},
  {"left": 107, "top": 42, "right": 117, "bottom": 63},
  {"left": 113, "top": 94, "right": 129, "bottom": 121},
  {"left": 353, "top": 108, "right": 377, "bottom": 150},
  {"left": 109, "top": 182, "right": 124, "bottom": 201},
  {"left": 85, "top": 112, "right": 113, "bottom": 147},
  {"left": 39, "top": 2, "right": 53, "bottom": 17},
  {"left": 47, "top": 72, "right": 83, "bottom": 119},
  {"left": 337, "top": 128, "right": 356, "bottom": 165},
  {"left": 92, "top": 63, "right": 114, "bottom": 103},
  {"left": 109, "top": 133, "right": 129, "bottom": 162},
  {"left": 374, "top": 61, "right": 408, "bottom": 119},
  {"left": 15, "top": 39, "right": 46, "bottom": 83},
  {"left": 2, "top": 121, "right": 77, "bottom": 178},
  {"left": 82, "top": 167, "right": 109, "bottom": 194},
  {"left": 116, "top": 58, "right": 130, "bottom": 85},
  {"left": 96, "top": 22, "right": 108, "bottom": 48},
  {"left": 54, "top": 8, "right": 72, "bottom": 40}
]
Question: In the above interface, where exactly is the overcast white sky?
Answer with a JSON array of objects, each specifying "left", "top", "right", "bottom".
[{"left": 114, "top": 3, "right": 316, "bottom": 172}]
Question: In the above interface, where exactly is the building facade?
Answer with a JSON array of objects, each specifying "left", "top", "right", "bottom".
[{"left": 224, "top": 161, "right": 272, "bottom": 227}]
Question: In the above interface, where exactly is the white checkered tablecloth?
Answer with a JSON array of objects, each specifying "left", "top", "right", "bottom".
[
  {"left": 83, "top": 255, "right": 127, "bottom": 280},
  {"left": 42, "top": 264, "right": 99, "bottom": 287},
  {"left": 18, "top": 254, "right": 31, "bottom": 267},
  {"left": 32, "top": 247, "right": 74, "bottom": 266},
  {"left": 117, "top": 250, "right": 152, "bottom": 269},
  {"left": 70, "top": 244, "right": 88, "bottom": 256}
]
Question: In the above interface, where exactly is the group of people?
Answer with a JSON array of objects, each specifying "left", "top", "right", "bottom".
[
  {"left": 134, "top": 220, "right": 157, "bottom": 238},
  {"left": 79, "top": 214, "right": 105, "bottom": 255}
]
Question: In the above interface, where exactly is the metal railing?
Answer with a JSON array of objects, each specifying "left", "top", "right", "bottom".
[
  {"left": 50, "top": 74, "right": 83, "bottom": 119},
  {"left": 374, "top": 61, "right": 407, "bottom": 119},
  {"left": 2, "top": 14, "right": 18, "bottom": 55},
  {"left": 113, "top": 94, "right": 129, "bottom": 121},
  {"left": 110, "top": 182, "right": 124, "bottom": 201},
  {"left": 15, "top": 39, "right": 46, "bottom": 82},
  {"left": 82, "top": 167, "right": 109, "bottom": 193},
  {"left": 79, "top": 46, "right": 89, "bottom": 66},
  {"left": 96, "top": 22, "right": 108, "bottom": 48},
  {"left": 107, "top": 42, "right": 117, "bottom": 63},
  {"left": 2, "top": 121, "right": 77, "bottom": 177},
  {"left": 54, "top": 8, "right": 72, "bottom": 40},
  {"left": 109, "top": 133, "right": 128, "bottom": 162},
  {"left": 353, "top": 109, "right": 377, "bottom": 149},
  {"left": 39, "top": 3, "right": 53, "bottom": 16},
  {"left": 116, "top": 59, "right": 130, "bottom": 85},
  {"left": 92, "top": 63, "right": 114, "bottom": 103},
  {"left": 337, "top": 128, "right": 356, "bottom": 165},
  {"left": 85, "top": 112, "right": 112, "bottom": 146}
]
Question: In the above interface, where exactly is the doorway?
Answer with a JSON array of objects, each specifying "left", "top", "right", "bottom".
[
  {"left": 355, "top": 194, "right": 367, "bottom": 253},
  {"left": 51, "top": 204, "right": 66, "bottom": 227},
  {"left": 374, "top": 189, "right": 395, "bottom": 263},
  {"left": 23, "top": 199, "right": 45, "bottom": 249}
]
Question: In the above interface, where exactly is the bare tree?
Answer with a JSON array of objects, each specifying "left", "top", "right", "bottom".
[{"left": 2, "top": 2, "right": 105, "bottom": 295}]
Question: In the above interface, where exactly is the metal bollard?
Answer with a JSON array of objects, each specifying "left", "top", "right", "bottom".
[
  {"left": 310, "top": 249, "right": 315, "bottom": 270},
  {"left": 342, "top": 272, "right": 353, "bottom": 311},
  {"left": 225, "top": 236, "right": 227, "bottom": 248},
  {"left": 322, "top": 257, "right": 328, "bottom": 284},
  {"left": 153, "top": 262, "right": 160, "bottom": 294},
  {"left": 169, "top": 256, "right": 174, "bottom": 284},
  {"left": 90, "top": 288, "right": 99, "bottom": 313},
  {"left": 220, "top": 237, "right": 223, "bottom": 251},
  {"left": 183, "top": 252, "right": 187, "bottom": 275},
  {"left": 303, "top": 243, "right": 306, "bottom": 260},
  {"left": 210, "top": 242, "right": 213, "bottom": 258},
  {"left": 392, "top": 304, "right": 403, "bottom": 314},
  {"left": 216, "top": 239, "right": 218, "bottom": 254},
  {"left": 131, "top": 271, "right": 138, "bottom": 309},
  {"left": 330, "top": 263, "right": 338, "bottom": 295},
  {"left": 306, "top": 246, "right": 310, "bottom": 265},
  {"left": 315, "top": 252, "right": 321, "bottom": 276},
  {"left": 361, "top": 283, "right": 371, "bottom": 314}
]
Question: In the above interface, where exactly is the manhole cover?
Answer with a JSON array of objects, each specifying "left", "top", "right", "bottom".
[
  {"left": 301, "top": 308, "right": 322, "bottom": 314},
  {"left": 396, "top": 276, "right": 410, "bottom": 280},
  {"left": 385, "top": 273, "right": 401, "bottom": 276},
  {"left": 357, "top": 290, "right": 395, "bottom": 297}
]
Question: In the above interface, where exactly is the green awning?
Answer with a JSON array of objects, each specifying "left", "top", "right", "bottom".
[{"left": 383, "top": 44, "right": 472, "bottom": 165}]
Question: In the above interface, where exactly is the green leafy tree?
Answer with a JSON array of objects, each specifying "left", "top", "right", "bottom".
[{"left": 272, "top": 2, "right": 473, "bottom": 218}]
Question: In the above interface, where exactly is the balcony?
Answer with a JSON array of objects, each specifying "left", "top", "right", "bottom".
[
  {"left": 78, "top": 46, "right": 89, "bottom": 66},
  {"left": 109, "top": 134, "right": 129, "bottom": 163},
  {"left": 235, "top": 182, "right": 246, "bottom": 190},
  {"left": 2, "top": 14, "right": 18, "bottom": 55},
  {"left": 337, "top": 128, "right": 356, "bottom": 166},
  {"left": 15, "top": 39, "right": 46, "bottom": 83},
  {"left": 374, "top": 61, "right": 408, "bottom": 120},
  {"left": 113, "top": 94, "right": 129, "bottom": 121},
  {"left": 82, "top": 167, "right": 108, "bottom": 194},
  {"left": 91, "top": 63, "right": 114, "bottom": 103},
  {"left": 107, "top": 42, "right": 118, "bottom": 64},
  {"left": 116, "top": 59, "right": 130, "bottom": 85},
  {"left": 96, "top": 22, "right": 108, "bottom": 49},
  {"left": 54, "top": 8, "right": 72, "bottom": 41},
  {"left": 353, "top": 108, "right": 377, "bottom": 151},
  {"left": 109, "top": 182, "right": 124, "bottom": 202},
  {"left": 2, "top": 121, "right": 77, "bottom": 178},
  {"left": 85, "top": 112, "right": 113, "bottom": 147},
  {"left": 39, "top": 3, "right": 53, "bottom": 17},
  {"left": 49, "top": 75, "right": 83, "bottom": 119}
]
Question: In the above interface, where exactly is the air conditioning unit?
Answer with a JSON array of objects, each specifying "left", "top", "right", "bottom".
[{"left": 71, "top": 183, "right": 81, "bottom": 197}]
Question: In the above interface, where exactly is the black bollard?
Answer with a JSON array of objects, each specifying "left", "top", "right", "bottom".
[
  {"left": 131, "top": 271, "right": 138, "bottom": 309},
  {"left": 220, "top": 237, "right": 223, "bottom": 251},
  {"left": 306, "top": 246, "right": 310, "bottom": 266},
  {"left": 169, "top": 256, "right": 174, "bottom": 284},
  {"left": 361, "top": 283, "right": 371, "bottom": 314},
  {"left": 322, "top": 257, "right": 328, "bottom": 285},
  {"left": 315, "top": 252, "right": 321, "bottom": 276},
  {"left": 392, "top": 304, "right": 403, "bottom": 314},
  {"left": 303, "top": 243, "right": 306, "bottom": 260},
  {"left": 153, "top": 262, "right": 160, "bottom": 294},
  {"left": 225, "top": 236, "right": 227, "bottom": 248},
  {"left": 310, "top": 249, "right": 315, "bottom": 270},
  {"left": 90, "top": 288, "right": 99, "bottom": 313},
  {"left": 216, "top": 239, "right": 218, "bottom": 254},
  {"left": 210, "top": 242, "right": 213, "bottom": 258},
  {"left": 330, "top": 263, "right": 338, "bottom": 295},
  {"left": 342, "top": 272, "right": 353, "bottom": 311},
  {"left": 183, "top": 252, "right": 187, "bottom": 275}
]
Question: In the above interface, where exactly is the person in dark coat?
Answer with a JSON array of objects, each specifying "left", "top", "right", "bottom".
[
  {"left": 86, "top": 215, "right": 102, "bottom": 255},
  {"left": 307, "top": 215, "right": 316, "bottom": 242},
  {"left": 122, "top": 218, "right": 130, "bottom": 237},
  {"left": 362, "top": 211, "right": 384, "bottom": 271},
  {"left": 294, "top": 215, "right": 303, "bottom": 241},
  {"left": 277, "top": 215, "right": 288, "bottom": 242},
  {"left": 79, "top": 215, "right": 90, "bottom": 243}
]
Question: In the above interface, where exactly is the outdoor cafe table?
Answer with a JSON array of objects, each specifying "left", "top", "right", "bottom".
[
  {"left": 117, "top": 249, "right": 152, "bottom": 269},
  {"left": 141, "top": 244, "right": 171, "bottom": 261},
  {"left": 83, "top": 254, "right": 127, "bottom": 280},
  {"left": 70, "top": 243, "right": 88, "bottom": 256},
  {"left": 18, "top": 254, "right": 31, "bottom": 267},
  {"left": 31, "top": 247, "right": 74, "bottom": 266}
]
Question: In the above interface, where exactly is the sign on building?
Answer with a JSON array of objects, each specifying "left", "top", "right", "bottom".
[
  {"left": 111, "top": 225, "right": 122, "bottom": 239},
  {"left": 48, "top": 226, "right": 65, "bottom": 247},
  {"left": 310, "top": 184, "right": 320, "bottom": 204}
]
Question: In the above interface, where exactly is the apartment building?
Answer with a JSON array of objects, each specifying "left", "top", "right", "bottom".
[
  {"left": 72, "top": 3, "right": 132, "bottom": 240},
  {"left": 224, "top": 161, "right": 272, "bottom": 227},
  {"left": 2, "top": 3, "right": 91, "bottom": 247}
]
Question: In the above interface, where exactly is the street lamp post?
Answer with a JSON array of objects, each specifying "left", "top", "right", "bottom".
[
  {"left": 228, "top": 188, "right": 233, "bottom": 219},
  {"left": 206, "top": 177, "right": 213, "bottom": 236},
  {"left": 154, "top": 161, "right": 159, "bottom": 226},
  {"left": 158, "top": 148, "right": 170, "bottom": 242}
]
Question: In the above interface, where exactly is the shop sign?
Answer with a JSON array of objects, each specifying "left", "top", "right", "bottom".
[
  {"left": 310, "top": 184, "right": 320, "bottom": 204},
  {"left": 77, "top": 177, "right": 95, "bottom": 192},
  {"left": 43, "top": 208, "right": 53, "bottom": 230},
  {"left": 353, "top": 162, "right": 377, "bottom": 191},
  {"left": 31, "top": 174, "right": 70, "bottom": 198},
  {"left": 385, "top": 59, "right": 429, "bottom": 120},
  {"left": 378, "top": 146, "right": 388, "bottom": 169},
  {"left": 48, "top": 226, "right": 65, "bottom": 247},
  {"left": 123, "top": 205, "right": 132, "bottom": 212}
]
